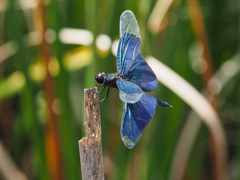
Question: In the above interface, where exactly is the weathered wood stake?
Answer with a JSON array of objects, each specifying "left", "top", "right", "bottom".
[{"left": 79, "top": 87, "right": 104, "bottom": 180}]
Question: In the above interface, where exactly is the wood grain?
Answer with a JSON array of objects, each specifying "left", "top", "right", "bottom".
[{"left": 79, "top": 87, "right": 104, "bottom": 180}]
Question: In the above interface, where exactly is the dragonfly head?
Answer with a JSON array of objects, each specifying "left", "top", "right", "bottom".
[{"left": 95, "top": 72, "right": 106, "bottom": 84}]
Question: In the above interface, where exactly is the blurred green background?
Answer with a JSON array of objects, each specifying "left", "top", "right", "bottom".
[{"left": 0, "top": 0, "right": 239, "bottom": 180}]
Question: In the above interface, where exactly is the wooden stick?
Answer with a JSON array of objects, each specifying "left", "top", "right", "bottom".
[{"left": 79, "top": 87, "right": 104, "bottom": 180}]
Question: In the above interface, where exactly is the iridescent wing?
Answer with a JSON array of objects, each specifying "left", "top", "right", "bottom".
[
  {"left": 121, "top": 93, "right": 165, "bottom": 149},
  {"left": 116, "top": 78, "right": 143, "bottom": 104},
  {"left": 121, "top": 93, "right": 172, "bottom": 149},
  {"left": 117, "top": 10, "right": 141, "bottom": 75},
  {"left": 126, "top": 53, "right": 158, "bottom": 92}
]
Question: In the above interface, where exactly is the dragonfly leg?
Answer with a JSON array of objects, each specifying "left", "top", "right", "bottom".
[
  {"left": 98, "top": 85, "right": 106, "bottom": 95},
  {"left": 99, "top": 86, "right": 110, "bottom": 103}
]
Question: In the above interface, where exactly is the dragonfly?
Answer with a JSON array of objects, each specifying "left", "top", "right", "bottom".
[{"left": 95, "top": 10, "right": 172, "bottom": 149}]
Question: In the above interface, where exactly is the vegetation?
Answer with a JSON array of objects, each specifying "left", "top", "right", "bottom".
[{"left": 0, "top": 0, "right": 239, "bottom": 179}]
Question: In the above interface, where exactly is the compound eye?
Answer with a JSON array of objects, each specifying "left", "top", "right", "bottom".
[{"left": 95, "top": 72, "right": 105, "bottom": 84}]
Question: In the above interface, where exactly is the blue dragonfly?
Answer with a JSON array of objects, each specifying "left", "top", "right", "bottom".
[{"left": 95, "top": 10, "right": 172, "bottom": 149}]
